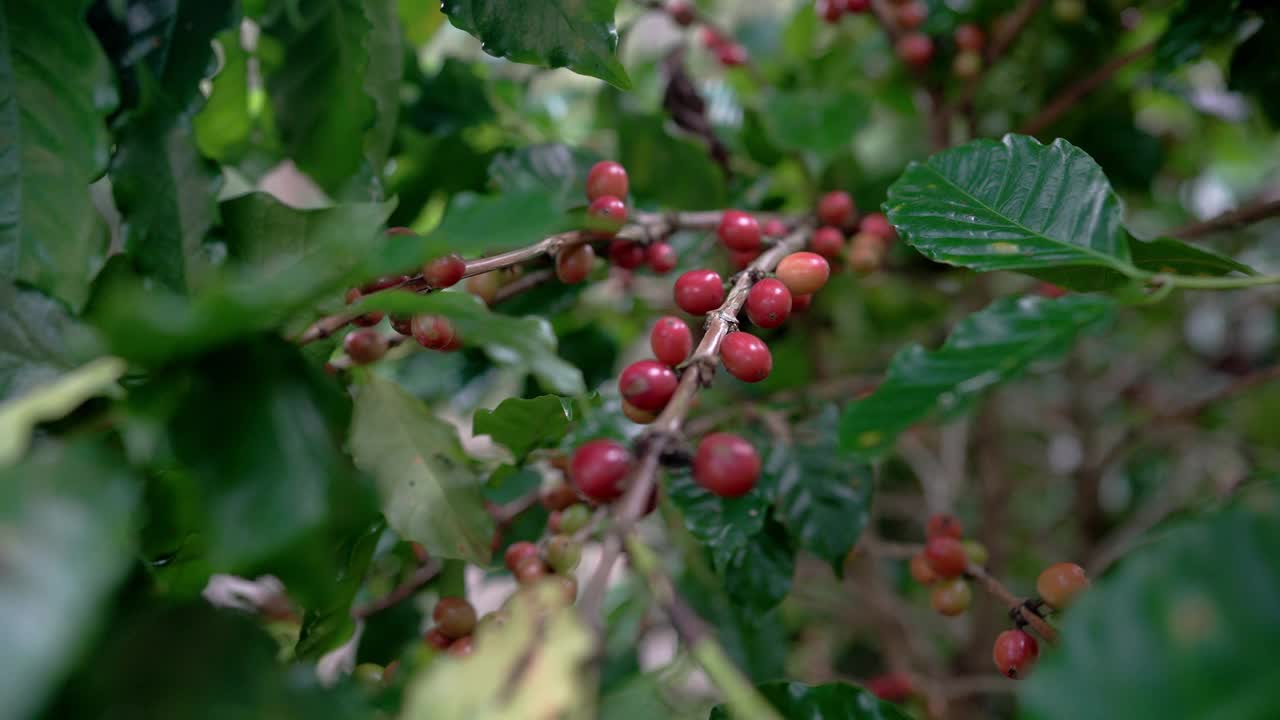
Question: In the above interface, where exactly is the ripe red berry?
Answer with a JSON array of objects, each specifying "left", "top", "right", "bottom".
[
  {"left": 433, "top": 597, "right": 477, "bottom": 639},
  {"left": 650, "top": 316, "right": 693, "bottom": 366},
  {"left": 693, "top": 432, "right": 761, "bottom": 498},
  {"left": 718, "top": 210, "right": 762, "bottom": 252},
  {"left": 717, "top": 43, "right": 748, "bottom": 67},
  {"left": 447, "top": 636, "right": 474, "bottom": 658},
  {"left": 619, "top": 360, "right": 678, "bottom": 412},
  {"left": 728, "top": 248, "right": 761, "bottom": 270},
  {"left": 860, "top": 212, "right": 896, "bottom": 241},
  {"left": 647, "top": 242, "right": 678, "bottom": 274},
  {"left": 895, "top": 1, "right": 927, "bottom": 30},
  {"left": 423, "top": 253, "right": 465, "bottom": 288},
  {"left": 896, "top": 33, "right": 934, "bottom": 66},
  {"left": 701, "top": 27, "right": 725, "bottom": 48},
  {"left": 514, "top": 555, "right": 548, "bottom": 584},
  {"left": 993, "top": 629, "right": 1039, "bottom": 679},
  {"left": 721, "top": 332, "right": 772, "bottom": 383},
  {"left": 926, "top": 513, "right": 963, "bottom": 540},
  {"left": 504, "top": 541, "right": 539, "bottom": 572},
  {"left": 412, "top": 315, "right": 456, "bottom": 350},
  {"left": 622, "top": 399, "right": 657, "bottom": 425},
  {"left": 608, "top": 239, "right": 646, "bottom": 269},
  {"left": 587, "top": 195, "right": 627, "bottom": 236},
  {"left": 556, "top": 244, "right": 595, "bottom": 283},
  {"left": 791, "top": 293, "right": 813, "bottom": 312},
  {"left": 931, "top": 578, "right": 972, "bottom": 616},
  {"left": 746, "top": 278, "right": 792, "bottom": 329},
  {"left": 809, "top": 226, "right": 845, "bottom": 259},
  {"left": 674, "top": 269, "right": 725, "bottom": 315},
  {"left": 775, "top": 252, "right": 830, "bottom": 295},
  {"left": 954, "top": 23, "right": 985, "bottom": 52},
  {"left": 424, "top": 628, "right": 452, "bottom": 650},
  {"left": 866, "top": 672, "right": 914, "bottom": 702},
  {"left": 389, "top": 314, "right": 413, "bottom": 336},
  {"left": 343, "top": 329, "right": 388, "bottom": 365},
  {"left": 846, "top": 0, "right": 869, "bottom": 10},
  {"left": 1036, "top": 562, "right": 1090, "bottom": 609},
  {"left": 910, "top": 552, "right": 939, "bottom": 584},
  {"left": 924, "top": 536, "right": 969, "bottom": 578},
  {"left": 762, "top": 218, "right": 787, "bottom": 237},
  {"left": 817, "top": 0, "right": 845, "bottom": 24},
  {"left": 586, "top": 161, "right": 629, "bottom": 201},
  {"left": 1038, "top": 282, "right": 1068, "bottom": 298},
  {"left": 570, "top": 439, "right": 632, "bottom": 502},
  {"left": 817, "top": 190, "right": 855, "bottom": 227},
  {"left": 668, "top": 0, "right": 696, "bottom": 26}
]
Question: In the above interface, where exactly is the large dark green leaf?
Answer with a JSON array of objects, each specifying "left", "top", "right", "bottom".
[
  {"left": 1021, "top": 498, "right": 1280, "bottom": 719},
  {"left": 617, "top": 113, "right": 727, "bottom": 210},
  {"left": 763, "top": 407, "right": 873, "bottom": 573},
  {"left": 0, "top": 282, "right": 98, "bottom": 402},
  {"left": 0, "top": 441, "right": 140, "bottom": 720},
  {"left": 488, "top": 144, "right": 602, "bottom": 211},
  {"left": 261, "top": 0, "right": 376, "bottom": 192},
  {"left": 441, "top": 0, "right": 630, "bottom": 89},
  {"left": 666, "top": 471, "right": 770, "bottom": 559},
  {"left": 362, "top": 0, "right": 402, "bottom": 176},
  {"left": 759, "top": 88, "right": 870, "bottom": 159},
  {"left": 1129, "top": 236, "right": 1257, "bottom": 277},
  {"left": 349, "top": 374, "right": 495, "bottom": 564},
  {"left": 0, "top": 0, "right": 116, "bottom": 310},
  {"left": 472, "top": 395, "right": 574, "bottom": 460},
  {"left": 839, "top": 295, "right": 1114, "bottom": 458},
  {"left": 1229, "top": 14, "right": 1280, "bottom": 126},
  {"left": 710, "top": 681, "right": 912, "bottom": 720},
  {"left": 295, "top": 519, "right": 384, "bottom": 659},
  {"left": 717, "top": 516, "right": 795, "bottom": 614},
  {"left": 1155, "top": 0, "right": 1242, "bottom": 71},
  {"left": 885, "top": 134, "right": 1142, "bottom": 290}
]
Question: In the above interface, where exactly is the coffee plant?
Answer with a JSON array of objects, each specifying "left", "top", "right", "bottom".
[{"left": 4, "top": 0, "right": 1280, "bottom": 718}]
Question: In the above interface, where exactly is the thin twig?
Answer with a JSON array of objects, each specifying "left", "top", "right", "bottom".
[
  {"left": 352, "top": 558, "right": 443, "bottom": 618},
  {"left": 966, "top": 564, "right": 1058, "bottom": 643},
  {"left": 1166, "top": 197, "right": 1280, "bottom": 240},
  {"left": 1018, "top": 42, "right": 1154, "bottom": 136}
]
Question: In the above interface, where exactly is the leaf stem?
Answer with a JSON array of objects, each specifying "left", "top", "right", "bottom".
[{"left": 1153, "top": 273, "right": 1280, "bottom": 290}]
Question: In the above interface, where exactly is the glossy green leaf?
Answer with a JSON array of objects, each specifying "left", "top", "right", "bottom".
[
  {"left": 295, "top": 519, "right": 384, "bottom": 659},
  {"left": 0, "top": 441, "right": 140, "bottom": 720},
  {"left": 763, "top": 407, "right": 873, "bottom": 572},
  {"left": 710, "top": 681, "right": 912, "bottom": 720},
  {"left": 617, "top": 113, "right": 727, "bottom": 210},
  {"left": 488, "top": 144, "right": 602, "bottom": 211},
  {"left": 1129, "top": 236, "right": 1257, "bottom": 277},
  {"left": 839, "top": 295, "right": 1114, "bottom": 457},
  {"left": 362, "top": 0, "right": 402, "bottom": 177},
  {"left": 473, "top": 395, "right": 573, "bottom": 460},
  {"left": 0, "top": 356, "right": 125, "bottom": 466},
  {"left": 194, "top": 30, "right": 253, "bottom": 162},
  {"left": 0, "top": 0, "right": 117, "bottom": 310},
  {"left": 1022, "top": 499, "right": 1280, "bottom": 719},
  {"left": 885, "top": 134, "right": 1141, "bottom": 289},
  {"left": 1155, "top": 0, "right": 1242, "bottom": 71},
  {"left": 759, "top": 88, "right": 870, "bottom": 159},
  {"left": 350, "top": 374, "right": 495, "bottom": 564},
  {"left": 441, "top": 0, "right": 629, "bottom": 89},
  {"left": 666, "top": 471, "right": 770, "bottom": 559},
  {"left": 0, "top": 282, "right": 97, "bottom": 402},
  {"left": 397, "top": 0, "right": 447, "bottom": 45},
  {"left": 356, "top": 291, "right": 586, "bottom": 395},
  {"left": 262, "top": 0, "right": 376, "bottom": 192},
  {"left": 717, "top": 516, "right": 795, "bottom": 614}
]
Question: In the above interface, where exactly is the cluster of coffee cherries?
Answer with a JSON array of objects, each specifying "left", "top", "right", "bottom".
[
  {"left": 810, "top": 191, "right": 897, "bottom": 274},
  {"left": 574, "top": 161, "right": 681, "bottom": 278},
  {"left": 991, "top": 561, "right": 1090, "bottom": 679},
  {"left": 661, "top": 0, "right": 748, "bottom": 66},
  {"left": 908, "top": 513, "right": 987, "bottom": 617}
]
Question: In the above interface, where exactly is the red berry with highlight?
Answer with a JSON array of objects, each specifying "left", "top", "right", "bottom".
[
  {"left": 447, "top": 636, "right": 474, "bottom": 658},
  {"left": 647, "top": 242, "right": 678, "bottom": 274},
  {"left": 926, "top": 513, "right": 963, "bottom": 540},
  {"left": 896, "top": 1, "right": 927, "bottom": 30},
  {"left": 718, "top": 210, "right": 762, "bottom": 252},
  {"left": 993, "top": 629, "right": 1039, "bottom": 679},
  {"left": 762, "top": 219, "right": 787, "bottom": 237},
  {"left": 746, "top": 279, "right": 792, "bottom": 329},
  {"left": 424, "top": 628, "right": 452, "bottom": 650},
  {"left": 504, "top": 541, "right": 540, "bottom": 572},
  {"left": 776, "top": 252, "right": 830, "bottom": 295},
  {"left": 1037, "top": 562, "right": 1090, "bottom": 609},
  {"left": 412, "top": 315, "right": 456, "bottom": 350},
  {"left": 721, "top": 332, "right": 772, "bottom": 382},
  {"left": 694, "top": 433, "right": 761, "bottom": 497},
  {"left": 586, "top": 161, "right": 629, "bottom": 201},
  {"left": 817, "top": 0, "right": 844, "bottom": 24},
  {"left": 668, "top": 0, "right": 695, "bottom": 26},
  {"left": 608, "top": 239, "right": 646, "bottom": 269},
  {"left": 556, "top": 244, "right": 595, "bottom": 283},
  {"left": 810, "top": 226, "right": 845, "bottom": 259},
  {"left": 570, "top": 439, "right": 632, "bottom": 502},
  {"left": 717, "top": 43, "right": 748, "bottom": 67},
  {"left": 344, "top": 329, "right": 388, "bottom": 365},
  {"left": 674, "top": 269, "right": 725, "bottom": 315},
  {"left": 423, "top": 253, "right": 465, "bottom": 288},
  {"left": 860, "top": 212, "right": 896, "bottom": 241},
  {"left": 514, "top": 555, "right": 548, "bottom": 584},
  {"left": 650, "top": 316, "right": 693, "bottom": 366},
  {"left": 587, "top": 195, "right": 627, "bottom": 236},
  {"left": 846, "top": 0, "right": 869, "bottom": 10},
  {"left": 619, "top": 360, "right": 678, "bottom": 412},
  {"left": 817, "top": 191, "right": 855, "bottom": 227},
  {"left": 896, "top": 33, "right": 934, "bottom": 66},
  {"left": 924, "top": 536, "right": 968, "bottom": 578}
]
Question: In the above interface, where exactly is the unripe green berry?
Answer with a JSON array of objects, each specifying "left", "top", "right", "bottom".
[{"left": 545, "top": 534, "right": 582, "bottom": 573}]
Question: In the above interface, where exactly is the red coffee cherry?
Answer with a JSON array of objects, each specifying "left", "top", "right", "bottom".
[
  {"left": 746, "top": 278, "right": 792, "bottom": 329},
  {"left": 432, "top": 597, "right": 477, "bottom": 639},
  {"left": 1036, "top": 562, "right": 1090, "bottom": 609},
  {"left": 668, "top": 0, "right": 696, "bottom": 26},
  {"left": 860, "top": 212, "right": 896, "bottom": 241},
  {"left": 993, "top": 629, "right": 1039, "bottom": 679},
  {"left": 447, "top": 636, "right": 474, "bottom": 658},
  {"left": 728, "top": 248, "right": 761, "bottom": 270},
  {"left": 1038, "top": 282, "right": 1068, "bottom": 299},
  {"left": 424, "top": 628, "right": 452, "bottom": 650},
  {"left": 650, "top": 316, "right": 693, "bottom": 366},
  {"left": 846, "top": 0, "right": 869, "bottom": 10},
  {"left": 817, "top": 0, "right": 845, "bottom": 24},
  {"left": 931, "top": 578, "right": 972, "bottom": 616},
  {"left": 343, "top": 329, "right": 388, "bottom": 365},
  {"left": 817, "top": 190, "right": 855, "bottom": 227},
  {"left": 608, "top": 239, "right": 646, "bottom": 269},
  {"left": 412, "top": 315, "right": 456, "bottom": 350},
  {"left": 701, "top": 26, "right": 726, "bottom": 48},
  {"left": 622, "top": 400, "right": 657, "bottom": 425},
  {"left": 895, "top": 1, "right": 927, "bottom": 30},
  {"left": 866, "top": 672, "right": 914, "bottom": 702},
  {"left": 791, "top": 293, "right": 813, "bottom": 312},
  {"left": 587, "top": 195, "right": 627, "bottom": 236},
  {"left": 924, "top": 536, "right": 969, "bottom": 578},
  {"left": 954, "top": 23, "right": 986, "bottom": 52},
  {"left": 389, "top": 314, "right": 413, "bottom": 336},
  {"left": 775, "top": 252, "right": 830, "bottom": 295},
  {"left": 721, "top": 332, "right": 772, "bottom": 383},
  {"left": 809, "top": 226, "right": 845, "bottom": 259},
  {"left": 647, "top": 242, "right": 678, "bottom": 274},
  {"left": 504, "top": 541, "right": 540, "bottom": 572},
  {"left": 570, "top": 439, "right": 632, "bottom": 502},
  {"left": 718, "top": 210, "right": 762, "bottom": 252},
  {"left": 674, "top": 269, "right": 725, "bottom": 315},
  {"left": 586, "top": 161, "right": 629, "bottom": 201},
  {"left": 694, "top": 432, "right": 761, "bottom": 497},
  {"left": 910, "top": 552, "right": 939, "bottom": 584},
  {"left": 423, "top": 253, "right": 465, "bottom": 288},
  {"left": 717, "top": 43, "right": 748, "bottom": 67},
  {"left": 346, "top": 287, "right": 384, "bottom": 327},
  {"left": 619, "top": 359, "right": 678, "bottom": 412},
  {"left": 896, "top": 33, "right": 934, "bottom": 66},
  {"left": 926, "top": 513, "right": 963, "bottom": 540},
  {"left": 556, "top": 244, "right": 595, "bottom": 283},
  {"left": 762, "top": 218, "right": 787, "bottom": 238},
  {"left": 513, "top": 555, "right": 548, "bottom": 584}
]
